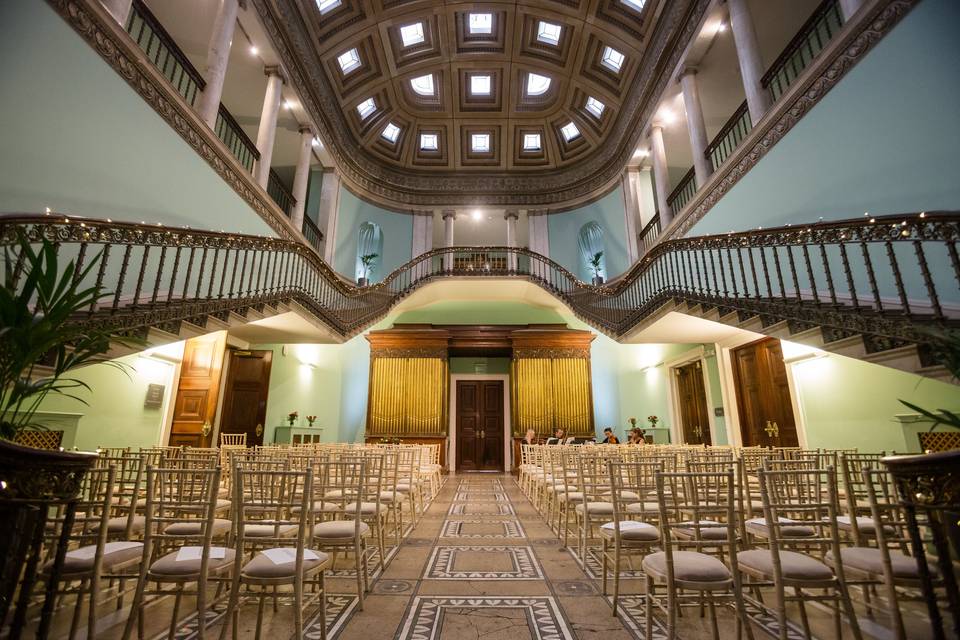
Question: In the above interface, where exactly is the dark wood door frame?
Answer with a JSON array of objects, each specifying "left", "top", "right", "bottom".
[
  {"left": 730, "top": 337, "right": 801, "bottom": 448},
  {"left": 674, "top": 359, "right": 713, "bottom": 445},
  {"left": 219, "top": 349, "right": 273, "bottom": 447},
  {"left": 450, "top": 375, "right": 509, "bottom": 472}
]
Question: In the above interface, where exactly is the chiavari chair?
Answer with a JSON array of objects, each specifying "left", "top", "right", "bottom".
[
  {"left": 343, "top": 450, "right": 389, "bottom": 573},
  {"left": 838, "top": 452, "right": 888, "bottom": 541},
  {"left": 574, "top": 448, "right": 617, "bottom": 562}
]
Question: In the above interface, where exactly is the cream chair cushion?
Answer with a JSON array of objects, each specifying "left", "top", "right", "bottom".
[
  {"left": 746, "top": 517, "right": 816, "bottom": 538},
  {"left": 163, "top": 518, "right": 232, "bottom": 537},
  {"left": 241, "top": 549, "right": 330, "bottom": 580},
  {"left": 150, "top": 547, "right": 236, "bottom": 577},
  {"left": 642, "top": 551, "right": 731, "bottom": 583},
  {"left": 737, "top": 549, "right": 834, "bottom": 582},
  {"left": 59, "top": 541, "right": 143, "bottom": 575},
  {"left": 574, "top": 501, "right": 614, "bottom": 515},
  {"left": 825, "top": 547, "right": 937, "bottom": 580},
  {"left": 312, "top": 520, "right": 370, "bottom": 539}
]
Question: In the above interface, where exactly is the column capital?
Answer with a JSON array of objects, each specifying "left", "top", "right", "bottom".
[
  {"left": 504, "top": 210, "right": 520, "bottom": 221},
  {"left": 527, "top": 209, "right": 549, "bottom": 217},
  {"left": 677, "top": 65, "right": 699, "bottom": 82},
  {"left": 264, "top": 65, "right": 286, "bottom": 83},
  {"left": 441, "top": 209, "right": 457, "bottom": 221},
  {"left": 298, "top": 125, "right": 314, "bottom": 136}
]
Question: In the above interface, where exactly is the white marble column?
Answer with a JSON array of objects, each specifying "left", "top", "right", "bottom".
[
  {"left": 320, "top": 170, "right": 341, "bottom": 264},
  {"left": 679, "top": 68, "right": 712, "bottom": 187},
  {"left": 838, "top": 0, "right": 865, "bottom": 21},
  {"left": 505, "top": 210, "right": 519, "bottom": 271},
  {"left": 649, "top": 124, "right": 673, "bottom": 226},
  {"left": 728, "top": 0, "right": 771, "bottom": 124},
  {"left": 527, "top": 210, "right": 551, "bottom": 281},
  {"left": 254, "top": 67, "right": 285, "bottom": 188},
  {"left": 100, "top": 0, "right": 133, "bottom": 26},
  {"left": 196, "top": 0, "right": 240, "bottom": 129},
  {"left": 442, "top": 210, "right": 456, "bottom": 271},
  {"left": 289, "top": 127, "right": 313, "bottom": 232},
  {"left": 620, "top": 170, "right": 641, "bottom": 263}
]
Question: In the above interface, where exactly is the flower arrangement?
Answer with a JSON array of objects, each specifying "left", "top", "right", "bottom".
[
  {"left": 287, "top": 411, "right": 298, "bottom": 426},
  {"left": 647, "top": 415, "right": 659, "bottom": 428},
  {"left": 306, "top": 415, "right": 317, "bottom": 427},
  {"left": 377, "top": 436, "right": 401, "bottom": 445},
  {"left": 628, "top": 417, "right": 637, "bottom": 428}
]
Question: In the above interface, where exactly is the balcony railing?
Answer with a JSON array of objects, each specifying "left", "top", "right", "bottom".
[
  {"left": 3, "top": 212, "right": 955, "bottom": 353},
  {"left": 267, "top": 170, "right": 296, "bottom": 217},
  {"left": 301, "top": 216, "right": 324, "bottom": 252},
  {"left": 125, "top": 0, "right": 260, "bottom": 173},
  {"left": 666, "top": 168, "right": 697, "bottom": 213},
  {"left": 761, "top": 0, "right": 844, "bottom": 101},
  {"left": 638, "top": 214, "right": 662, "bottom": 257},
  {"left": 706, "top": 101, "right": 751, "bottom": 173}
]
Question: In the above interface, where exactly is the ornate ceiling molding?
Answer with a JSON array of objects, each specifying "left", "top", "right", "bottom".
[{"left": 252, "top": 0, "right": 710, "bottom": 209}]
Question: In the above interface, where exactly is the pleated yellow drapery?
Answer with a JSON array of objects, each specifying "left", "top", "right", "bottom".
[
  {"left": 510, "top": 356, "right": 593, "bottom": 436},
  {"left": 367, "top": 357, "right": 449, "bottom": 436}
]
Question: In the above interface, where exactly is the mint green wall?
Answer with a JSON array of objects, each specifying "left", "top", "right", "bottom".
[
  {"left": 789, "top": 352, "right": 960, "bottom": 454},
  {"left": 33, "top": 353, "right": 177, "bottom": 452},
  {"left": 689, "top": 0, "right": 960, "bottom": 236},
  {"left": 548, "top": 187, "right": 630, "bottom": 281},
  {"left": 334, "top": 189, "right": 413, "bottom": 282},
  {"left": 0, "top": 1, "right": 274, "bottom": 236},
  {"left": 394, "top": 300, "right": 566, "bottom": 325},
  {"left": 254, "top": 344, "right": 344, "bottom": 444},
  {"left": 449, "top": 358, "right": 511, "bottom": 375}
]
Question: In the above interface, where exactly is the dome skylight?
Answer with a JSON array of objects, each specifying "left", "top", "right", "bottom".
[
  {"left": 468, "top": 13, "right": 493, "bottom": 34},
  {"left": 410, "top": 74, "right": 435, "bottom": 96},
  {"left": 382, "top": 122, "right": 401, "bottom": 143},
  {"left": 470, "top": 74, "right": 492, "bottom": 96},
  {"left": 399, "top": 22, "right": 425, "bottom": 47},
  {"left": 471, "top": 133, "right": 491, "bottom": 152},
  {"left": 526, "top": 73, "right": 552, "bottom": 96},
  {"left": 337, "top": 48, "right": 361, "bottom": 74},
  {"left": 585, "top": 96, "right": 605, "bottom": 117},
  {"left": 536, "top": 21, "right": 561, "bottom": 46},
  {"left": 317, "top": 0, "right": 340, "bottom": 14},
  {"left": 622, "top": 0, "right": 647, "bottom": 10},
  {"left": 522, "top": 133, "right": 541, "bottom": 151},
  {"left": 601, "top": 46, "right": 625, "bottom": 73},
  {"left": 420, "top": 133, "right": 438, "bottom": 150},
  {"left": 356, "top": 97, "right": 376, "bottom": 119},
  {"left": 560, "top": 122, "right": 580, "bottom": 142}
]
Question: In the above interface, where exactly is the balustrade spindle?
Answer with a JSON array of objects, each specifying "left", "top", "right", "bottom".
[
  {"left": 152, "top": 245, "right": 167, "bottom": 305},
  {"left": 91, "top": 244, "right": 111, "bottom": 315},
  {"left": 746, "top": 245, "right": 760, "bottom": 299},
  {"left": 132, "top": 245, "right": 150, "bottom": 310},
  {"left": 167, "top": 246, "right": 182, "bottom": 303},
  {"left": 885, "top": 240, "right": 911, "bottom": 316},
  {"left": 947, "top": 241, "right": 960, "bottom": 292},
  {"left": 759, "top": 246, "right": 773, "bottom": 299},
  {"left": 726, "top": 248, "right": 738, "bottom": 299},
  {"left": 736, "top": 246, "right": 749, "bottom": 298},
  {"left": 73, "top": 242, "right": 88, "bottom": 287},
  {"left": 771, "top": 246, "right": 786, "bottom": 299},
  {"left": 113, "top": 244, "right": 133, "bottom": 311},
  {"left": 913, "top": 240, "right": 942, "bottom": 320},
  {"left": 860, "top": 241, "right": 883, "bottom": 312},
  {"left": 838, "top": 242, "right": 858, "bottom": 309},
  {"left": 210, "top": 248, "right": 222, "bottom": 298},
  {"left": 801, "top": 244, "right": 820, "bottom": 305},
  {"left": 786, "top": 245, "right": 802, "bottom": 303},
  {"left": 717, "top": 247, "right": 728, "bottom": 298},
  {"left": 237, "top": 249, "right": 248, "bottom": 298},
  {"left": 819, "top": 243, "right": 838, "bottom": 305}
]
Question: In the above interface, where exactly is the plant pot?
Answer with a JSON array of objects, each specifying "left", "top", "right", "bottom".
[
  {"left": 357, "top": 277, "right": 369, "bottom": 287},
  {"left": 0, "top": 440, "right": 97, "bottom": 636},
  {"left": 592, "top": 276, "right": 604, "bottom": 285}
]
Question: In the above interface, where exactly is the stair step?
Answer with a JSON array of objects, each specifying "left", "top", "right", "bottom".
[{"left": 861, "top": 344, "right": 923, "bottom": 375}]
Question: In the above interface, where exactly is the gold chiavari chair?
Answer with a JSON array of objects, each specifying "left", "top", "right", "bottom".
[
  {"left": 122, "top": 467, "right": 234, "bottom": 640},
  {"left": 344, "top": 450, "right": 389, "bottom": 573},
  {"left": 219, "top": 433, "right": 247, "bottom": 447},
  {"left": 574, "top": 448, "right": 617, "bottom": 563},
  {"left": 838, "top": 452, "right": 888, "bottom": 541},
  {"left": 219, "top": 466, "right": 330, "bottom": 640},
  {"left": 736, "top": 466, "right": 862, "bottom": 640}
]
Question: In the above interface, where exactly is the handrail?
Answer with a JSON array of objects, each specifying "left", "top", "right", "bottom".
[
  {"left": 638, "top": 214, "right": 662, "bottom": 257},
  {"left": 215, "top": 105, "right": 260, "bottom": 173},
  {"left": 1, "top": 212, "right": 957, "bottom": 352},
  {"left": 761, "top": 0, "right": 844, "bottom": 101},
  {"left": 301, "top": 215, "right": 324, "bottom": 252},
  {"left": 267, "top": 170, "right": 296, "bottom": 216},
  {"left": 666, "top": 167, "right": 697, "bottom": 213},
  {"left": 706, "top": 101, "right": 751, "bottom": 173}
]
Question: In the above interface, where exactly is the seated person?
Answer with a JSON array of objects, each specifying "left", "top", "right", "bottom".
[
  {"left": 546, "top": 428, "right": 566, "bottom": 445},
  {"left": 601, "top": 427, "right": 620, "bottom": 444},
  {"left": 628, "top": 428, "right": 647, "bottom": 445},
  {"left": 522, "top": 429, "right": 537, "bottom": 445}
]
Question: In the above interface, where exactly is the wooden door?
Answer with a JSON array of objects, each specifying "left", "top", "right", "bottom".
[
  {"left": 219, "top": 350, "right": 273, "bottom": 447},
  {"left": 732, "top": 338, "right": 799, "bottom": 447},
  {"left": 456, "top": 380, "right": 504, "bottom": 471},
  {"left": 675, "top": 360, "right": 712, "bottom": 445},
  {"left": 169, "top": 332, "right": 226, "bottom": 447}
]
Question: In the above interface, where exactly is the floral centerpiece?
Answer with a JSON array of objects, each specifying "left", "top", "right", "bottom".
[
  {"left": 287, "top": 411, "right": 298, "bottom": 426},
  {"left": 648, "top": 415, "right": 659, "bottom": 428},
  {"left": 306, "top": 415, "right": 317, "bottom": 427}
]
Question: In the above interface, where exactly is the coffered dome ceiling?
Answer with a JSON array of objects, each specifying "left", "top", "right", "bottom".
[{"left": 252, "top": 0, "right": 707, "bottom": 208}]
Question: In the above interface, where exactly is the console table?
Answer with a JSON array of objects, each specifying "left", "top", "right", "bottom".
[{"left": 273, "top": 426, "right": 324, "bottom": 445}]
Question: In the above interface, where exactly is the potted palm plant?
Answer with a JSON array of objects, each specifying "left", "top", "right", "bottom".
[
  {"left": 0, "top": 232, "right": 142, "bottom": 627},
  {"left": 357, "top": 252, "right": 378, "bottom": 287},
  {"left": 588, "top": 251, "right": 604, "bottom": 285}
]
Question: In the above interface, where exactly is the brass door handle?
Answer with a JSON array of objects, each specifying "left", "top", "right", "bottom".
[
  {"left": 255, "top": 423, "right": 263, "bottom": 437},
  {"left": 201, "top": 421, "right": 211, "bottom": 437},
  {"left": 479, "top": 431, "right": 485, "bottom": 438}
]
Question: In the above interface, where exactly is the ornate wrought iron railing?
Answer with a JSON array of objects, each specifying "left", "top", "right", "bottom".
[
  {"left": 667, "top": 168, "right": 697, "bottom": 213},
  {"left": 126, "top": 0, "right": 260, "bottom": 173},
  {"left": 1, "top": 213, "right": 957, "bottom": 356},
  {"left": 638, "top": 214, "right": 662, "bottom": 257},
  {"left": 761, "top": 0, "right": 844, "bottom": 101},
  {"left": 267, "top": 170, "right": 296, "bottom": 217},
  {"left": 301, "top": 215, "right": 324, "bottom": 253},
  {"left": 706, "top": 101, "right": 752, "bottom": 173}
]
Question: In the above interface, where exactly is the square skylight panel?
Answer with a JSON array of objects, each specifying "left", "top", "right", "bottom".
[
  {"left": 585, "top": 96, "right": 605, "bottom": 117},
  {"left": 471, "top": 133, "right": 490, "bottom": 152},
  {"left": 356, "top": 97, "right": 376, "bottom": 119},
  {"left": 601, "top": 46, "right": 625, "bottom": 72},
  {"left": 410, "top": 74, "right": 435, "bottom": 96},
  {"left": 470, "top": 74, "right": 492, "bottom": 95},
  {"left": 382, "top": 122, "right": 401, "bottom": 143},
  {"left": 468, "top": 13, "right": 493, "bottom": 34},
  {"left": 522, "top": 133, "right": 541, "bottom": 151},
  {"left": 560, "top": 122, "right": 580, "bottom": 142},
  {"left": 526, "top": 73, "right": 551, "bottom": 96},
  {"left": 317, "top": 0, "right": 340, "bottom": 14},
  {"left": 622, "top": 0, "right": 647, "bottom": 10},
  {"left": 536, "top": 21, "right": 561, "bottom": 45},
  {"left": 420, "top": 133, "right": 438, "bottom": 150},
  {"left": 337, "top": 48, "right": 361, "bottom": 74},
  {"left": 400, "top": 22, "right": 425, "bottom": 47}
]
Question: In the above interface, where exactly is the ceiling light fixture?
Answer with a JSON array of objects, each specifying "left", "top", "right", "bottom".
[
  {"left": 249, "top": 46, "right": 259, "bottom": 55},
  {"left": 658, "top": 108, "right": 676, "bottom": 124},
  {"left": 312, "top": 137, "right": 322, "bottom": 148},
  {"left": 472, "top": 210, "right": 483, "bottom": 221},
  {"left": 283, "top": 100, "right": 295, "bottom": 110},
  {"left": 633, "top": 148, "right": 649, "bottom": 158}
]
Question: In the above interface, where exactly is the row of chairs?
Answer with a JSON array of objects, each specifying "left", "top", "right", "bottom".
[
  {"left": 518, "top": 444, "right": 948, "bottom": 640},
  {"left": 30, "top": 442, "right": 444, "bottom": 640}
]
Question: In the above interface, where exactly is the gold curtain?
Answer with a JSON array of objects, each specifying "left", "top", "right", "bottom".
[
  {"left": 511, "top": 356, "right": 593, "bottom": 436},
  {"left": 368, "top": 357, "right": 448, "bottom": 436}
]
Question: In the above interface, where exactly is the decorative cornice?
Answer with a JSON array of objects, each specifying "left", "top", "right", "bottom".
[
  {"left": 663, "top": 0, "right": 919, "bottom": 240},
  {"left": 45, "top": 0, "right": 301, "bottom": 242},
  {"left": 370, "top": 347, "right": 449, "bottom": 359},
  {"left": 512, "top": 346, "right": 591, "bottom": 360},
  {"left": 251, "top": 0, "right": 710, "bottom": 209}
]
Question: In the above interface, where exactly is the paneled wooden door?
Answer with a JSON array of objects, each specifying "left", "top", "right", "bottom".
[
  {"left": 732, "top": 338, "right": 799, "bottom": 447},
  {"left": 169, "top": 332, "right": 227, "bottom": 447},
  {"left": 456, "top": 380, "right": 504, "bottom": 472},
  {"left": 219, "top": 350, "right": 273, "bottom": 447},
  {"left": 675, "top": 360, "right": 712, "bottom": 445}
]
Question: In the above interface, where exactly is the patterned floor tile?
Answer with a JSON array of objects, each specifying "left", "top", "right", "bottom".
[
  {"left": 448, "top": 502, "right": 516, "bottom": 516},
  {"left": 297, "top": 594, "right": 360, "bottom": 640},
  {"left": 452, "top": 491, "right": 510, "bottom": 502},
  {"left": 396, "top": 596, "right": 574, "bottom": 640},
  {"left": 424, "top": 545, "right": 544, "bottom": 580},
  {"left": 567, "top": 546, "right": 645, "bottom": 580},
  {"left": 440, "top": 519, "right": 526, "bottom": 539}
]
